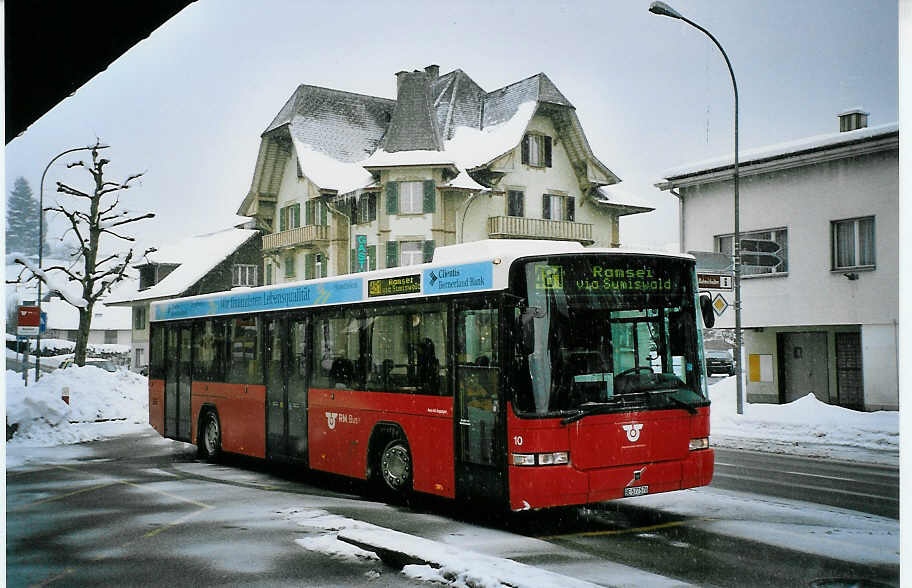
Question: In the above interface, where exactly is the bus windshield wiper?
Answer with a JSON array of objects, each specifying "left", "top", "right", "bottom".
[
  {"left": 560, "top": 402, "right": 619, "bottom": 425},
  {"left": 647, "top": 388, "right": 698, "bottom": 414}
]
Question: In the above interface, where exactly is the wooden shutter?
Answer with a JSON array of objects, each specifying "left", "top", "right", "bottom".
[
  {"left": 386, "top": 241, "right": 398, "bottom": 268},
  {"left": 321, "top": 256, "right": 328, "bottom": 278},
  {"left": 285, "top": 254, "right": 295, "bottom": 278},
  {"left": 305, "top": 201, "right": 314, "bottom": 226},
  {"left": 293, "top": 204, "right": 300, "bottom": 228},
  {"left": 349, "top": 197, "right": 357, "bottom": 222},
  {"left": 423, "top": 180, "right": 436, "bottom": 213},
  {"left": 368, "top": 245, "right": 377, "bottom": 270},
  {"left": 544, "top": 136, "right": 552, "bottom": 167},
  {"left": 369, "top": 194, "right": 377, "bottom": 221},
  {"left": 351, "top": 249, "right": 357, "bottom": 273},
  {"left": 305, "top": 254, "right": 315, "bottom": 279},
  {"left": 422, "top": 240, "right": 436, "bottom": 263},
  {"left": 521, "top": 134, "right": 529, "bottom": 164},
  {"left": 320, "top": 201, "right": 328, "bottom": 225},
  {"left": 542, "top": 194, "right": 551, "bottom": 219},
  {"left": 567, "top": 196, "right": 575, "bottom": 221},
  {"left": 279, "top": 207, "right": 287, "bottom": 231},
  {"left": 386, "top": 182, "right": 399, "bottom": 215}
]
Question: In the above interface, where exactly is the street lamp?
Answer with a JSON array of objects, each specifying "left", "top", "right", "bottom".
[
  {"left": 649, "top": 1, "right": 744, "bottom": 414},
  {"left": 35, "top": 144, "right": 108, "bottom": 380}
]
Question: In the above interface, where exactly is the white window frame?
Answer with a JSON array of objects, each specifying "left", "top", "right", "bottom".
[
  {"left": 133, "top": 306, "right": 146, "bottom": 330},
  {"left": 527, "top": 134, "right": 542, "bottom": 167},
  {"left": 399, "top": 240, "right": 424, "bottom": 267},
  {"left": 832, "top": 216, "right": 875, "bottom": 270},
  {"left": 232, "top": 264, "right": 258, "bottom": 287},
  {"left": 548, "top": 194, "right": 569, "bottom": 220},
  {"left": 399, "top": 181, "right": 423, "bottom": 214}
]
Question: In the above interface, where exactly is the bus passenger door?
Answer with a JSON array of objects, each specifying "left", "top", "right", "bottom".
[
  {"left": 454, "top": 306, "right": 505, "bottom": 503},
  {"left": 177, "top": 325, "right": 192, "bottom": 440},
  {"left": 165, "top": 324, "right": 192, "bottom": 442},
  {"left": 265, "top": 318, "right": 287, "bottom": 459},
  {"left": 265, "top": 317, "right": 309, "bottom": 462}
]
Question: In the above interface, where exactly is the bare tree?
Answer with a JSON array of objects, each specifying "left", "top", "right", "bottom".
[{"left": 8, "top": 142, "right": 154, "bottom": 365}]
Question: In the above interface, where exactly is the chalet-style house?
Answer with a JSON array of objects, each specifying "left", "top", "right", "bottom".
[
  {"left": 106, "top": 227, "right": 262, "bottom": 370},
  {"left": 237, "top": 65, "right": 652, "bottom": 283},
  {"left": 656, "top": 110, "right": 898, "bottom": 411}
]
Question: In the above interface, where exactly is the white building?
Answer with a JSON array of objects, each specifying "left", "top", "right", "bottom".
[
  {"left": 237, "top": 65, "right": 653, "bottom": 284},
  {"left": 41, "top": 297, "right": 132, "bottom": 347},
  {"left": 657, "top": 110, "right": 898, "bottom": 411}
]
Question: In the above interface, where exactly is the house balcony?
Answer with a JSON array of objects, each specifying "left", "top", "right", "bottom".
[
  {"left": 262, "top": 225, "right": 330, "bottom": 252},
  {"left": 486, "top": 216, "right": 594, "bottom": 245}
]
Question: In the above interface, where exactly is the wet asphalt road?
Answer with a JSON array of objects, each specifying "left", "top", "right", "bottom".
[{"left": 6, "top": 429, "right": 899, "bottom": 588}]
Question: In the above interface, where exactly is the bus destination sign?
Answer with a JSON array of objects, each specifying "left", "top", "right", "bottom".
[
  {"left": 535, "top": 263, "right": 681, "bottom": 294},
  {"left": 368, "top": 274, "right": 421, "bottom": 298}
]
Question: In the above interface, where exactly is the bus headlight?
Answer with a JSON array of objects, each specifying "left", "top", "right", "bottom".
[
  {"left": 511, "top": 452, "right": 570, "bottom": 466},
  {"left": 689, "top": 437, "right": 709, "bottom": 451}
]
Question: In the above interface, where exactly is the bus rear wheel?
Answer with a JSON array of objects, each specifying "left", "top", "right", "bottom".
[
  {"left": 198, "top": 411, "right": 222, "bottom": 462},
  {"left": 379, "top": 438, "right": 412, "bottom": 495}
]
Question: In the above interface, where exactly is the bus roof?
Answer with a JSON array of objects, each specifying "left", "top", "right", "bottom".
[{"left": 150, "top": 240, "right": 693, "bottom": 322}]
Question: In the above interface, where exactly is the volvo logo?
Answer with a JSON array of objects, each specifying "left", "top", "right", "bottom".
[{"left": 622, "top": 423, "right": 644, "bottom": 442}]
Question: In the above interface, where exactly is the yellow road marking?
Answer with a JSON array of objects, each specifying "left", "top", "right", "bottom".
[
  {"left": 9, "top": 481, "right": 123, "bottom": 512},
  {"left": 540, "top": 519, "right": 691, "bottom": 540}
]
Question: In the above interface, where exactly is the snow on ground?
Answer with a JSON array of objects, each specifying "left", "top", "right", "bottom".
[
  {"left": 5, "top": 366, "right": 149, "bottom": 467},
  {"left": 708, "top": 376, "right": 898, "bottom": 465}
]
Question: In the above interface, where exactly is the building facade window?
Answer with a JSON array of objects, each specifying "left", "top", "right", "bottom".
[
  {"left": 399, "top": 182, "right": 424, "bottom": 214},
  {"left": 135, "top": 347, "right": 145, "bottom": 369},
  {"left": 400, "top": 241, "right": 424, "bottom": 266},
  {"left": 304, "top": 253, "right": 328, "bottom": 279},
  {"left": 507, "top": 190, "right": 524, "bottom": 217},
  {"left": 105, "top": 330, "right": 118, "bottom": 344},
  {"left": 133, "top": 306, "right": 146, "bottom": 330},
  {"left": 542, "top": 193, "right": 575, "bottom": 221},
  {"left": 232, "top": 264, "right": 258, "bottom": 287},
  {"left": 716, "top": 227, "right": 789, "bottom": 277},
  {"left": 279, "top": 203, "right": 301, "bottom": 232},
  {"left": 521, "top": 133, "right": 552, "bottom": 168},
  {"left": 305, "top": 200, "right": 328, "bottom": 226},
  {"left": 832, "top": 216, "right": 875, "bottom": 270},
  {"left": 354, "top": 194, "right": 377, "bottom": 224},
  {"left": 265, "top": 263, "right": 273, "bottom": 285}
]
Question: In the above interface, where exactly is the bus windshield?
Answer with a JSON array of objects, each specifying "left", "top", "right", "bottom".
[{"left": 511, "top": 255, "right": 706, "bottom": 417}]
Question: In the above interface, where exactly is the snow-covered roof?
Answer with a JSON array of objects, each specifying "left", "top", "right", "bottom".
[
  {"left": 43, "top": 298, "right": 131, "bottom": 331},
  {"left": 106, "top": 228, "right": 259, "bottom": 304},
  {"left": 242, "top": 68, "right": 619, "bottom": 210},
  {"left": 660, "top": 122, "right": 899, "bottom": 181},
  {"left": 595, "top": 184, "right": 655, "bottom": 215}
]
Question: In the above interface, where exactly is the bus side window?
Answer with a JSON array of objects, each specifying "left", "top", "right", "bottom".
[
  {"left": 311, "top": 312, "right": 361, "bottom": 390},
  {"left": 149, "top": 324, "right": 165, "bottom": 379},
  {"left": 227, "top": 316, "right": 260, "bottom": 385}
]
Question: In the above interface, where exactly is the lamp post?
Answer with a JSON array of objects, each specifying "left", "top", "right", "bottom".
[
  {"left": 35, "top": 144, "right": 108, "bottom": 380},
  {"left": 649, "top": 1, "right": 744, "bottom": 414}
]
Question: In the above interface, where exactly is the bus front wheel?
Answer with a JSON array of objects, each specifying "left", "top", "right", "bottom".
[
  {"left": 379, "top": 438, "right": 412, "bottom": 495},
  {"left": 198, "top": 411, "right": 222, "bottom": 462}
]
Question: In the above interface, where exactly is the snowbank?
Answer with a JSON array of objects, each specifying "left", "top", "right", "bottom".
[
  {"left": 708, "top": 376, "right": 898, "bottom": 463},
  {"left": 6, "top": 366, "right": 149, "bottom": 448}
]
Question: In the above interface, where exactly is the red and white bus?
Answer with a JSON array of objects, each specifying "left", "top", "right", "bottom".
[{"left": 148, "top": 240, "right": 715, "bottom": 510}]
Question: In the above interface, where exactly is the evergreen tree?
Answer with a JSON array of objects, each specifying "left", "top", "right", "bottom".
[{"left": 6, "top": 177, "right": 48, "bottom": 257}]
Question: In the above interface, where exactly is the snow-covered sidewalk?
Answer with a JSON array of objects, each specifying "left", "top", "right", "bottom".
[{"left": 707, "top": 376, "right": 898, "bottom": 466}]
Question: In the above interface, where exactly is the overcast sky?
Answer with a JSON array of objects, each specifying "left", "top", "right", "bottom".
[{"left": 4, "top": 0, "right": 899, "bottom": 254}]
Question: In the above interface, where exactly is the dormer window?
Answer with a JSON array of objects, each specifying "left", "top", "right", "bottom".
[{"left": 522, "top": 133, "right": 552, "bottom": 168}]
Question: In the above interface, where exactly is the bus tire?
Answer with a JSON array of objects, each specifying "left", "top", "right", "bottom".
[
  {"left": 379, "top": 438, "right": 412, "bottom": 497},
  {"left": 198, "top": 410, "right": 222, "bottom": 463}
]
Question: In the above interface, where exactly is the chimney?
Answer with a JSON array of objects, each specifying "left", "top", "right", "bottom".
[
  {"left": 381, "top": 69, "right": 444, "bottom": 153},
  {"left": 424, "top": 64, "right": 439, "bottom": 81},
  {"left": 395, "top": 70, "right": 409, "bottom": 94},
  {"left": 838, "top": 108, "right": 868, "bottom": 132}
]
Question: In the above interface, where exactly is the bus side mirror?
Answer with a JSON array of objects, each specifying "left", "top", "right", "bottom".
[
  {"left": 519, "top": 307, "right": 545, "bottom": 356},
  {"left": 699, "top": 294, "right": 715, "bottom": 328}
]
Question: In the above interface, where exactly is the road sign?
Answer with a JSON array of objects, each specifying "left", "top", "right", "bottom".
[
  {"left": 17, "top": 305, "right": 40, "bottom": 336},
  {"left": 740, "top": 238, "right": 782, "bottom": 268},
  {"left": 40, "top": 311, "right": 47, "bottom": 334},
  {"left": 711, "top": 293, "right": 729, "bottom": 316},
  {"left": 698, "top": 273, "right": 733, "bottom": 290},
  {"left": 689, "top": 251, "right": 733, "bottom": 272}
]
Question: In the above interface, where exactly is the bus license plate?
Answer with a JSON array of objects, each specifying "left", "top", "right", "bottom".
[{"left": 624, "top": 485, "right": 649, "bottom": 497}]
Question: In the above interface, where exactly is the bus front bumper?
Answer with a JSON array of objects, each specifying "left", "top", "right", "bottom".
[{"left": 508, "top": 448, "right": 714, "bottom": 511}]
